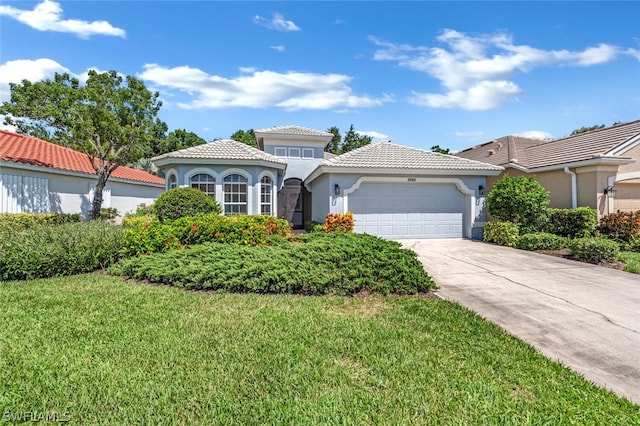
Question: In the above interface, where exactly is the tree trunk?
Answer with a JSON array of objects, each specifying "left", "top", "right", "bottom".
[{"left": 90, "top": 167, "right": 110, "bottom": 220}]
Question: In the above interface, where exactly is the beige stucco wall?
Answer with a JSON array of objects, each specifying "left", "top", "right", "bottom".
[
  {"left": 613, "top": 183, "right": 640, "bottom": 212},
  {"left": 487, "top": 169, "right": 572, "bottom": 208},
  {"left": 617, "top": 143, "right": 640, "bottom": 174}
]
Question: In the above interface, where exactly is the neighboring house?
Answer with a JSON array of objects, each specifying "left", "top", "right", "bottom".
[
  {"left": 0, "top": 130, "right": 165, "bottom": 217},
  {"left": 456, "top": 120, "right": 640, "bottom": 217},
  {"left": 152, "top": 125, "right": 503, "bottom": 239}
]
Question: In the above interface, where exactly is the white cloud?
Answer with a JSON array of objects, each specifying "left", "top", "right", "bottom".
[
  {"left": 358, "top": 130, "right": 390, "bottom": 140},
  {"left": 454, "top": 130, "right": 485, "bottom": 140},
  {"left": 0, "top": 0, "right": 125, "bottom": 38},
  {"left": 0, "top": 58, "right": 70, "bottom": 101},
  {"left": 138, "top": 64, "right": 388, "bottom": 111},
  {"left": 514, "top": 130, "right": 554, "bottom": 140},
  {"left": 0, "top": 115, "right": 17, "bottom": 132},
  {"left": 253, "top": 12, "right": 300, "bottom": 32},
  {"left": 371, "top": 29, "right": 623, "bottom": 110},
  {"left": 270, "top": 45, "right": 286, "bottom": 52}
]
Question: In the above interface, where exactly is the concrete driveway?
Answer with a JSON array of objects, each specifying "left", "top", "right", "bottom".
[{"left": 401, "top": 239, "right": 640, "bottom": 404}]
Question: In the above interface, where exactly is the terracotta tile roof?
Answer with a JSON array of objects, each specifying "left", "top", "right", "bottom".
[
  {"left": 254, "top": 125, "right": 333, "bottom": 138},
  {"left": 321, "top": 141, "right": 503, "bottom": 172},
  {"left": 456, "top": 120, "right": 640, "bottom": 169},
  {"left": 152, "top": 138, "right": 287, "bottom": 166},
  {"left": 0, "top": 130, "right": 165, "bottom": 185},
  {"left": 456, "top": 135, "right": 546, "bottom": 167}
]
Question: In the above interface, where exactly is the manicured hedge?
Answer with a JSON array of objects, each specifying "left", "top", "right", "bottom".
[
  {"left": 516, "top": 232, "right": 568, "bottom": 251},
  {"left": 109, "top": 232, "right": 435, "bottom": 295},
  {"left": 568, "top": 237, "right": 619, "bottom": 264},
  {"left": 0, "top": 213, "right": 81, "bottom": 233},
  {"left": 483, "top": 221, "right": 520, "bottom": 247},
  {"left": 122, "top": 214, "right": 292, "bottom": 256},
  {"left": 544, "top": 207, "right": 597, "bottom": 238},
  {"left": 0, "top": 221, "right": 124, "bottom": 281},
  {"left": 153, "top": 187, "right": 221, "bottom": 222}
]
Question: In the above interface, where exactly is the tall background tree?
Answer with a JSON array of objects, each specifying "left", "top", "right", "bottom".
[
  {"left": 150, "top": 128, "right": 207, "bottom": 156},
  {"left": 324, "top": 124, "right": 372, "bottom": 155},
  {"left": 430, "top": 145, "right": 451, "bottom": 154},
  {"left": 0, "top": 70, "right": 164, "bottom": 220},
  {"left": 230, "top": 129, "right": 257, "bottom": 147}
]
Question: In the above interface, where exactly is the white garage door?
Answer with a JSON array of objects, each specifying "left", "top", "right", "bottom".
[{"left": 348, "top": 183, "right": 465, "bottom": 239}]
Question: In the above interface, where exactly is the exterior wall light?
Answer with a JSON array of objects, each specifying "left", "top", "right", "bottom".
[
  {"left": 334, "top": 184, "right": 341, "bottom": 195},
  {"left": 478, "top": 185, "right": 485, "bottom": 196},
  {"left": 604, "top": 186, "right": 616, "bottom": 197}
]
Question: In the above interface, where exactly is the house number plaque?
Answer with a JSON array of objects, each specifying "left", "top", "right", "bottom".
[{"left": 407, "top": 178, "right": 417, "bottom": 182}]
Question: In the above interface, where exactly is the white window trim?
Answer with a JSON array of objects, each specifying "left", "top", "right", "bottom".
[
  {"left": 165, "top": 168, "right": 179, "bottom": 189},
  {"left": 257, "top": 171, "right": 277, "bottom": 216},
  {"left": 288, "top": 147, "right": 301, "bottom": 158},
  {"left": 221, "top": 169, "right": 253, "bottom": 215},
  {"left": 274, "top": 147, "right": 287, "bottom": 157},
  {"left": 302, "top": 148, "right": 314, "bottom": 159}
]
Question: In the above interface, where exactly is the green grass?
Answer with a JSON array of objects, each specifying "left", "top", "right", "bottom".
[
  {"left": 1, "top": 275, "right": 638, "bottom": 424},
  {"left": 618, "top": 251, "right": 640, "bottom": 274}
]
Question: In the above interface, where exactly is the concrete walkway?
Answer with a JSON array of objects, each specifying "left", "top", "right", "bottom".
[{"left": 401, "top": 239, "right": 640, "bottom": 404}]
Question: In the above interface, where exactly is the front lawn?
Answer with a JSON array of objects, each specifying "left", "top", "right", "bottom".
[
  {"left": 1, "top": 275, "right": 637, "bottom": 424},
  {"left": 617, "top": 251, "right": 640, "bottom": 274}
]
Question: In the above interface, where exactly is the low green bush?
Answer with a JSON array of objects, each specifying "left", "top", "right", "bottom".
[
  {"left": 121, "top": 215, "right": 157, "bottom": 229},
  {"left": 122, "top": 214, "right": 292, "bottom": 256},
  {"left": 100, "top": 207, "right": 119, "bottom": 221},
  {"left": 109, "top": 232, "right": 435, "bottom": 295},
  {"left": 597, "top": 210, "right": 640, "bottom": 242},
  {"left": 568, "top": 237, "right": 619, "bottom": 264},
  {"left": 0, "top": 222, "right": 124, "bottom": 281},
  {"left": 153, "top": 187, "right": 222, "bottom": 222},
  {"left": 128, "top": 203, "right": 155, "bottom": 217},
  {"left": 483, "top": 221, "right": 520, "bottom": 247},
  {"left": 544, "top": 207, "right": 597, "bottom": 238},
  {"left": 304, "top": 220, "right": 324, "bottom": 233},
  {"left": 516, "top": 232, "right": 568, "bottom": 251},
  {"left": 0, "top": 212, "right": 81, "bottom": 232}
]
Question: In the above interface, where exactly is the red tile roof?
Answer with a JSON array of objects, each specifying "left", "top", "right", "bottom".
[{"left": 0, "top": 130, "right": 165, "bottom": 185}]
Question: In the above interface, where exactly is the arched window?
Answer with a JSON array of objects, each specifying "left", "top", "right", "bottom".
[
  {"left": 260, "top": 176, "right": 273, "bottom": 215},
  {"left": 223, "top": 174, "right": 248, "bottom": 214},
  {"left": 190, "top": 173, "right": 215, "bottom": 198},
  {"left": 168, "top": 174, "right": 177, "bottom": 189}
]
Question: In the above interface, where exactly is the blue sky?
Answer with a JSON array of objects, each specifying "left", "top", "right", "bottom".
[{"left": 1, "top": 1, "right": 639, "bottom": 152}]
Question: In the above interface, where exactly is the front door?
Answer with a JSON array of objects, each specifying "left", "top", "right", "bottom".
[{"left": 279, "top": 179, "right": 304, "bottom": 229}]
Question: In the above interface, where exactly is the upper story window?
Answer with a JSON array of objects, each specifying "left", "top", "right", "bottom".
[
  {"left": 288, "top": 147, "right": 301, "bottom": 158},
  {"left": 190, "top": 173, "right": 215, "bottom": 198},
  {"left": 274, "top": 147, "right": 287, "bottom": 157},
  {"left": 168, "top": 174, "right": 177, "bottom": 189},
  {"left": 223, "top": 174, "right": 248, "bottom": 215},
  {"left": 302, "top": 148, "right": 314, "bottom": 159}
]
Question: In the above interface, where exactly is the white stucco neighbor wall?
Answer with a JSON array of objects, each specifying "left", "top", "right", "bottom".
[{"left": 0, "top": 163, "right": 163, "bottom": 218}]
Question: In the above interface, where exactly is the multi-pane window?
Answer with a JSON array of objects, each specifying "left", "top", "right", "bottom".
[
  {"left": 260, "top": 176, "right": 272, "bottom": 215},
  {"left": 168, "top": 174, "right": 177, "bottom": 189},
  {"left": 190, "top": 173, "right": 215, "bottom": 198},
  {"left": 223, "top": 174, "right": 248, "bottom": 214}
]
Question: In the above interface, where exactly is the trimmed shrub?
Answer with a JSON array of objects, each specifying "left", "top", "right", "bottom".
[
  {"left": 0, "top": 213, "right": 81, "bottom": 233},
  {"left": 323, "top": 212, "right": 355, "bottom": 233},
  {"left": 100, "top": 207, "right": 119, "bottom": 221},
  {"left": 568, "top": 237, "right": 619, "bottom": 264},
  {"left": 516, "top": 232, "right": 568, "bottom": 251},
  {"left": 597, "top": 210, "right": 640, "bottom": 242},
  {"left": 153, "top": 187, "right": 222, "bottom": 222},
  {"left": 121, "top": 215, "right": 157, "bottom": 229},
  {"left": 129, "top": 203, "right": 154, "bottom": 216},
  {"left": 544, "top": 207, "right": 597, "bottom": 238},
  {"left": 483, "top": 221, "right": 520, "bottom": 247},
  {"left": 0, "top": 221, "right": 124, "bottom": 281},
  {"left": 122, "top": 214, "right": 291, "bottom": 256},
  {"left": 109, "top": 232, "right": 435, "bottom": 295},
  {"left": 305, "top": 220, "right": 324, "bottom": 233},
  {"left": 486, "top": 175, "right": 549, "bottom": 233}
]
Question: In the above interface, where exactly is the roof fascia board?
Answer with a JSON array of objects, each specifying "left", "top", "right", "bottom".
[
  {"left": 506, "top": 157, "right": 634, "bottom": 173},
  {"left": 0, "top": 159, "right": 164, "bottom": 187},
  {"left": 153, "top": 157, "right": 287, "bottom": 170},
  {"left": 604, "top": 133, "right": 640, "bottom": 156},
  {"left": 306, "top": 165, "right": 503, "bottom": 183}
]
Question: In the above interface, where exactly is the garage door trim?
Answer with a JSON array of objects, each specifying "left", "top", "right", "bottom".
[{"left": 343, "top": 176, "right": 475, "bottom": 238}]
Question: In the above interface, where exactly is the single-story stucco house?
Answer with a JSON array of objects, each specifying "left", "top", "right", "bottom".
[
  {"left": 456, "top": 120, "right": 640, "bottom": 217},
  {"left": 152, "top": 125, "right": 503, "bottom": 239},
  {"left": 0, "top": 130, "right": 165, "bottom": 217}
]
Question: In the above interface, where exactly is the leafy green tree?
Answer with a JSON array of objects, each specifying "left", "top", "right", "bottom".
[
  {"left": 570, "top": 124, "right": 605, "bottom": 136},
  {"left": 326, "top": 126, "right": 341, "bottom": 154},
  {"left": 486, "top": 175, "right": 550, "bottom": 233},
  {"left": 151, "top": 129, "right": 206, "bottom": 156},
  {"left": 0, "top": 70, "right": 164, "bottom": 220},
  {"left": 431, "top": 145, "right": 450, "bottom": 154},
  {"left": 324, "top": 124, "right": 372, "bottom": 155},
  {"left": 231, "top": 129, "right": 257, "bottom": 147}
]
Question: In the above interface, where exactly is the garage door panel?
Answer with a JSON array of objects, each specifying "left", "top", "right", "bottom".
[{"left": 350, "top": 183, "right": 465, "bottom": 239}]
